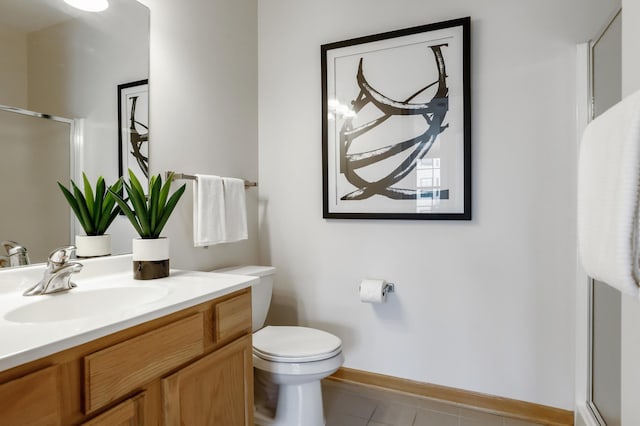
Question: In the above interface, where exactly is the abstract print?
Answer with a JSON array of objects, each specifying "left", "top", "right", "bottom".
[{"left": 339, "top": 44, "right": 449, "bottom": 201}]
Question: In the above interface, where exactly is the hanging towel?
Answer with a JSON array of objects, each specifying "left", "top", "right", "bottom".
[
  {"left": 577, "top": 90, "right": 640, "bottom": 297},
  {"left": 193, "top": 174, "right": 226, "bottom": 247},
  {"left": 222, "top": 177, "right": 248, "bottom": 242}
]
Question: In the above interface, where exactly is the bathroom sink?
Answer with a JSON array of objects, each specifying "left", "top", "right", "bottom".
[{"left": 4, "top": 286, "right": 169, "bottom": 323}]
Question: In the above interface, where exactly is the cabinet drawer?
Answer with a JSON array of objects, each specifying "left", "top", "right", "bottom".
[
  {"left": 215, "top": 291, "right": 251, "bottom": 342},
  {"left": 0, "top": 365, "right": 61, "bottom": 426},
  {"left": 84, "top": 313, "right": 204, "bottom": 413},
  {"left": 82, "top": 393, "right": 145, "bottom": 426}
]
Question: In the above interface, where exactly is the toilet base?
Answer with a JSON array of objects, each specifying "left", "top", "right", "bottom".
[
  {"left": 274, "top": 380, "right": 325, "bottom": 426},
  {"left": 253, "top": 380, "right": 326, "bottom": 426}
]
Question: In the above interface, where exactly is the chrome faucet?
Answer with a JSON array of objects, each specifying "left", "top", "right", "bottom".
[
  {"left": 1, "top": 241, "right": 30, "bottom": 267},
  {"left": 24, "top": 246, "right": 83, "bottom": 296}
]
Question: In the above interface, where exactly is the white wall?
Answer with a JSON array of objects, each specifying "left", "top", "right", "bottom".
[
  {"left": 258, "top": 0, "right": 616, "bottom": 409},
  {"left": 138, "top": 0, "right": 259, "bottom": 271},
  {"left": 620, "top": 0, "right": 640, "bottom": 423}
]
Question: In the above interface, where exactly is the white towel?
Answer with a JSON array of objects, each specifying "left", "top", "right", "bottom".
[
  {"left": 222, "top": 177, "right": 248, "bottom": 242},
  {"left": 193, "top": 174, "right": 226, "bottom": 247},
  {"left": 577, "top": 90, "right": 640, "bottom": 297}
]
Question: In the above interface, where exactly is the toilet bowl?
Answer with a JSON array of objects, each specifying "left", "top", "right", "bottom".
[
  {"left": 213, "top": 265, "right": 344, "bottom": 426},
  {"left": 253, "top": 326, "right": 344, "bottom": 425}
]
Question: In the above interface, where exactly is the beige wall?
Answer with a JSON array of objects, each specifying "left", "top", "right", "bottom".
[
  {"left": 0, "top": 26, "right": 27, "bottom": 107},
  {"left": 0, "top": 111, "right": 70, "bottom": 263},
  {"left": 0, "top": 26, "right": 68, "bottom": 263},
  {"left": 622, "top": 0, "right": 640, "bottom": 96}
]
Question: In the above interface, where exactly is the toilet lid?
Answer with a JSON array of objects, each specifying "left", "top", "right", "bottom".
[{"left": 253, "top": 326, "right": 342, "bottom": 362}]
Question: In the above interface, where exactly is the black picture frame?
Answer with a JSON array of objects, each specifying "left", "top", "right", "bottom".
[
  {"left": 321, "top": 17, "right": 471, "bottom": 220},
  {"left": 118, "top": 79, "right": 149, "bottom": 187}
]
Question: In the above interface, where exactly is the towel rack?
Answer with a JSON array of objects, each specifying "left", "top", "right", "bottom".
[{"left": 165, "top": 171, "right": 258, "bottom": 188}]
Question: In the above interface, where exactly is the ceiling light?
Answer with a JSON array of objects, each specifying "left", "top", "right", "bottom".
[{"left": 64, "top": 0, "right": 109, "bottom": 12}]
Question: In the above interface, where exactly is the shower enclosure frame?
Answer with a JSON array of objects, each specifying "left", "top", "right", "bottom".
[{"left": 575, "top": 7, "right": 622, "bottom": 426}]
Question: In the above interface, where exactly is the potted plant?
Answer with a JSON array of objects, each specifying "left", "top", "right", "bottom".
[
  {"left": 109, "top": 170, "right": 186, "bottom": 280},
  {"left": 58, "top": 173, "right": 123, "bottom": 258}
]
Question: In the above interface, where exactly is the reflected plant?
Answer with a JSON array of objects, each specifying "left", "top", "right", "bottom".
[{"left": 58, "top": 173, "right": 123, "bottom": 236}]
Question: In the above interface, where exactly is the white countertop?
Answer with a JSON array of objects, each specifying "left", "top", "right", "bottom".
[{"left": 0, "top": 255, "right": 256, "bottom": 372}]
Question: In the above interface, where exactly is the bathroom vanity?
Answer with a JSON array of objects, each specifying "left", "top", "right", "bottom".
[{"left": 0, "top": 255, "right": 255, "bottom": 425}]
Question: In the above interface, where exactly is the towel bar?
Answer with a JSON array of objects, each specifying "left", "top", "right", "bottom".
[{"left": 165, "top": 171, "right": 257, "bottom": 188}]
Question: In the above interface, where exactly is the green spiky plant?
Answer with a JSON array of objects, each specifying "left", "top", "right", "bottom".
[
  {"left": 58, "top": 173, "right": 123, "bottom": 236},
  {"left": 108, "top": 169, "right": 186, "bottom": 239}
]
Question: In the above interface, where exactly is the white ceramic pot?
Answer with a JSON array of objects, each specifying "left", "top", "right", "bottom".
[
  {"left": 75, "top": 234, "right": 111, "bottom": 258},
  {"left": 132, "top": 237, "right": 170, "bottom": 280}
]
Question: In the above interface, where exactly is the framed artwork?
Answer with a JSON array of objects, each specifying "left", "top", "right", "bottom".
[
  {"left": 321, "top": 18, "right": 471, "bottom": 220},
  {"left": 118, "top": 79, "right": 149, "bottom": 187}
]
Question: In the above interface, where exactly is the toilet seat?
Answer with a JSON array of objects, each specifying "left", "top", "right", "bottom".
[{"left": 253, "top": 326, "right": 342, "bottom": 363}]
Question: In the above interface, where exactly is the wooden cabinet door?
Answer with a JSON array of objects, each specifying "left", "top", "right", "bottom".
[
  {"left": 0, "top": 366, "right": 61, "bottom": 426},
  {"left": 162, "top": 335, "right": 253, "bottom": 426},
  {"left": 81, "top": 393, "right": 146, "bottom": 426}
]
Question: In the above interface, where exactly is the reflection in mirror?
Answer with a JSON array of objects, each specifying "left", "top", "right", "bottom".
[
  {"left": 0, "top": 0, "right": 149, "bottom": 266},
  {"left": 0, "top": 107, "right": 74, "bottom": 264}
]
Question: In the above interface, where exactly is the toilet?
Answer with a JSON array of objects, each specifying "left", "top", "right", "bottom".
[{"left": 214, "top": 265, "right": 344, "bottom": 426}]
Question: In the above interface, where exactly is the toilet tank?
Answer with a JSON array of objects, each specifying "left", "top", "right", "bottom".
[{"left": 212, "top": 265, "right": 275, "bottom": 331}]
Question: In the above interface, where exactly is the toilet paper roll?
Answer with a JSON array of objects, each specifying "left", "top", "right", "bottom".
[{"left": 359, "top": 279, "right": 388, "bottom": 303}]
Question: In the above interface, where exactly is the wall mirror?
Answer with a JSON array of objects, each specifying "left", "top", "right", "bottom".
[{"left": 0, "top": 0, "right": 149, "bottom": 266}]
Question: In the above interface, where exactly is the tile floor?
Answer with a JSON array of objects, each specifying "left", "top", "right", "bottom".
[{"left": 321, "top": 380, "right": 546, "bottom": 426}]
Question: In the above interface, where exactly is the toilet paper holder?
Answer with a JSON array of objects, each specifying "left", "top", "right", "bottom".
[
  {"left": 383, "top": 282, "right": 395, "bottom": 295},
  {"left": 358, "top": 281, "right": 395, "bottom": 294},
  {"left": 358, "top": 279, "right": 395, "bottom": 303}
]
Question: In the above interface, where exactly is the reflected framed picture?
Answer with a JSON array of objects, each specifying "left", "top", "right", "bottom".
[
  {"left": 321, "top": 18, "right": 471, "bottom": 220},
  {"left": 118, "top": 79, "right": 149, "bottom": 187}
]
